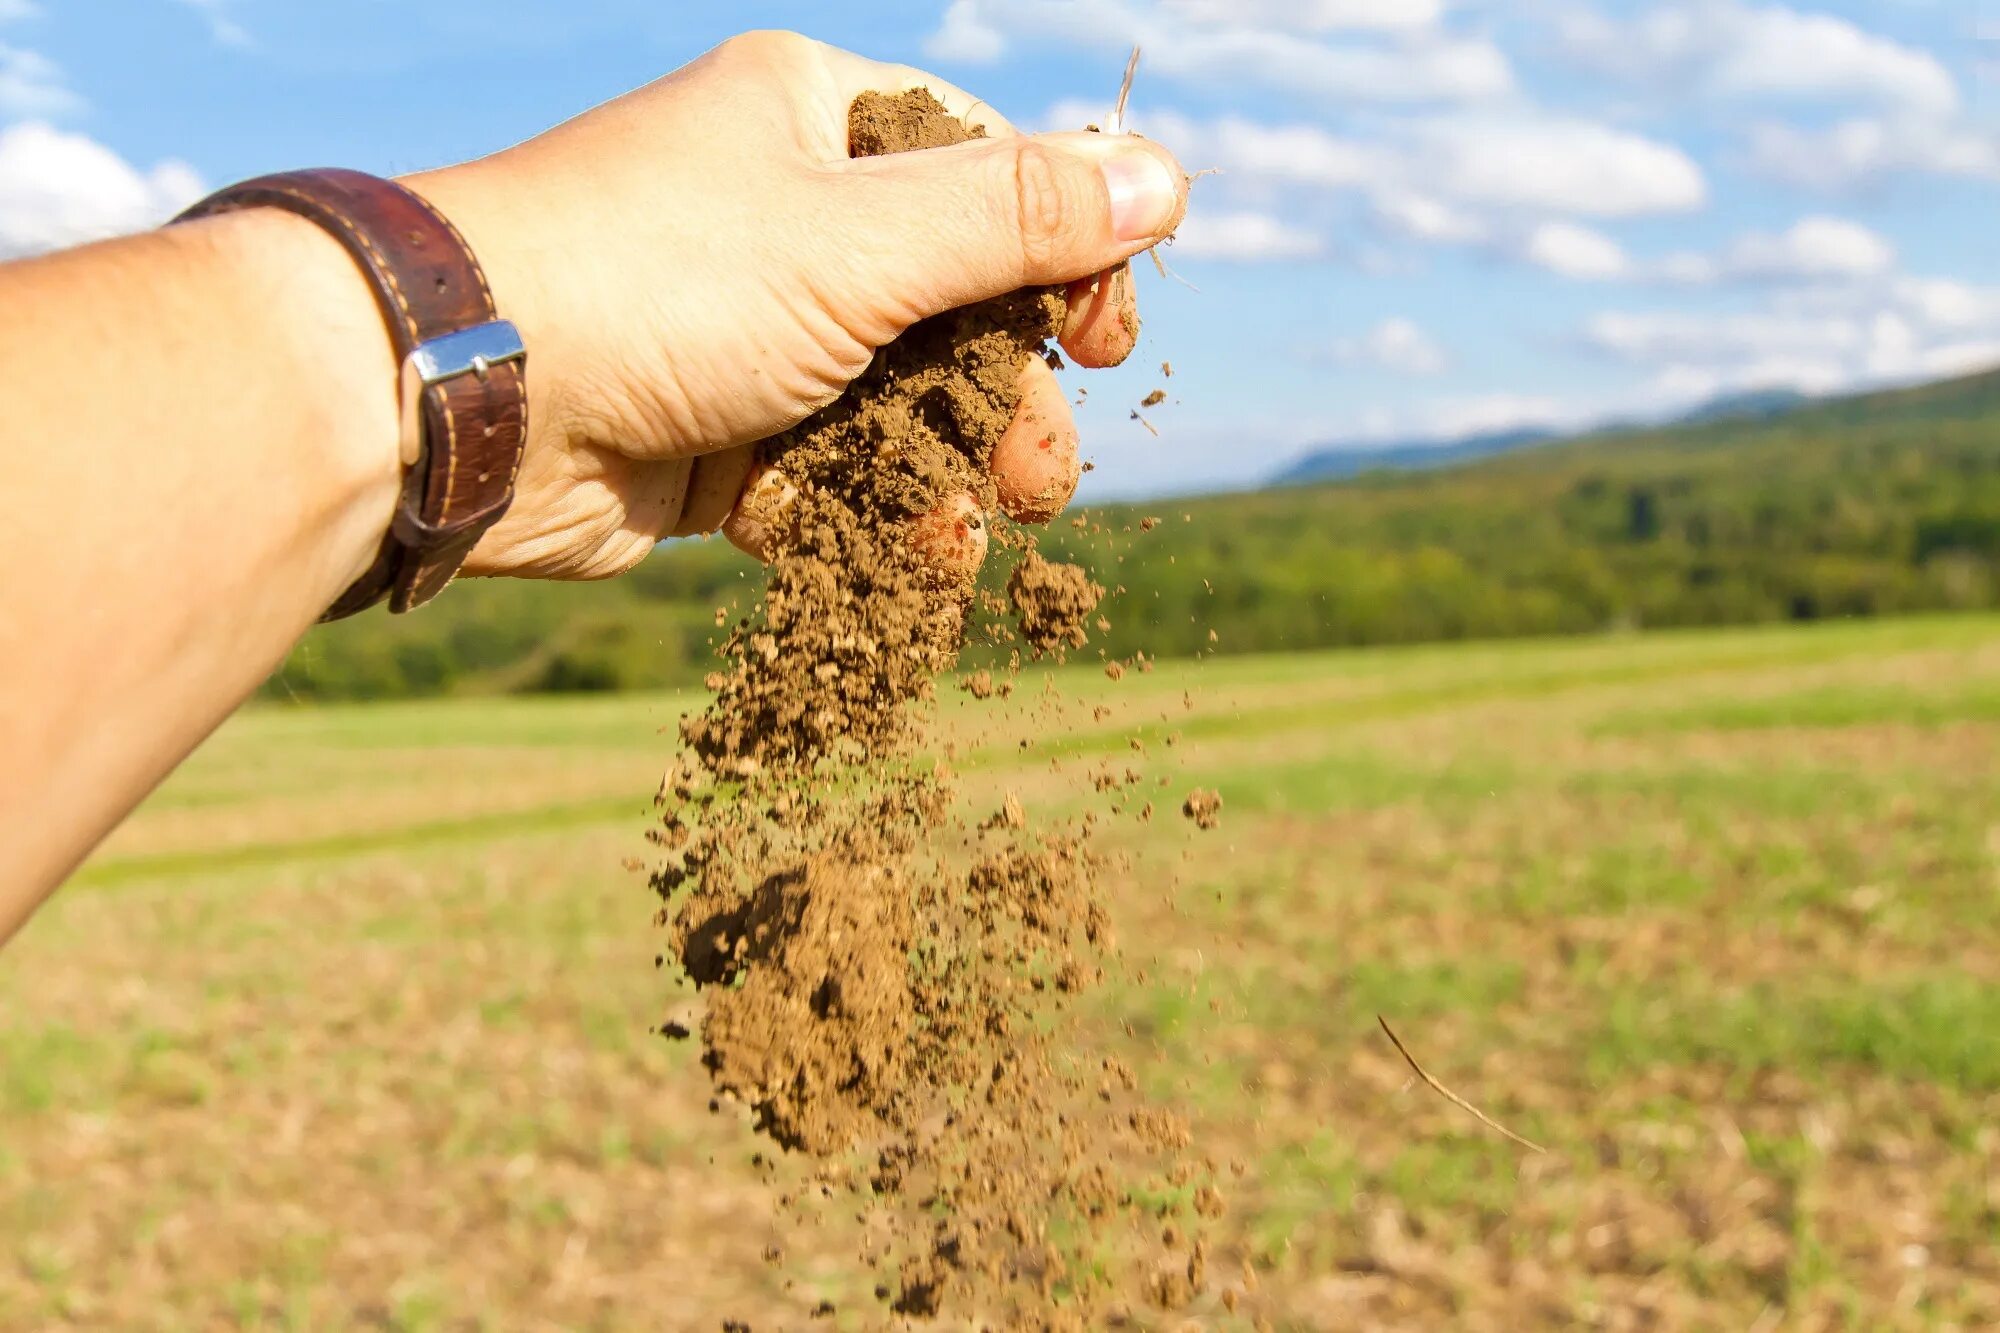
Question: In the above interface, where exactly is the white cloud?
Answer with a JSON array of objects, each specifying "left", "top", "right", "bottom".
[
  {"left": 924, "top": 0, "right": 1004, "bottom": 63},
  {"left": 0, "top": 41, "right": 76, "bottom": 116},
  {"left": 1585, "top": 277, "right": 2000, "bottom": 401},
  {"left": 1079, "top": 106, "right": 1377, "bottom": 186},
  {"left": 1524, "top": 221, "right": 1631, "bottom": 280},
  {"left": 1890, "top": 278, "right": 2000, "bottom": 332},
  {"left": 1160, "top": 0, "right": 1443, "bottom": 33},
  {"left": 936, "top": 1, "right": 1511, "bottom": 103},
  {"left": 1139, "top": 27, "right": 1510, "bottom": 104},
  {"left": 1557, "top": 0, "right": 1960, "bottom": 114},
  {"left": 1642, "top": 216, "right": 1896, "bottom": 286},
  {"left": 0, "top": 0, "right": 39, "bottom": 22},
  {"left": 1099, "top": 104, "right": 1704, "bottom": 229},
  {"left": 1324, "top": 316, "right": 1448, "bottom": 374},
  {"left": 1747, "top": 115, "right": 2000, "bottom": 190},
  {"left": 0, "top": 121, "right": 204, "bottom": 259},
  {"left": 1720, "top": 216, "right": 1895, "bottom": 281},
  {"left": 1171, "top": 207, "right": 1324, "bottom": 260},
  {"left": 1290, "top": 391, "right": 1592, "bottom": 455},
  {"left": 1524, "top": 216, "right": 1895, "bottom": 287},
  {"left": 174, "top": 0, "right": 251, "bottom": 48},
  {"left": 1398, "top": 114, "right": 1706, "bottom": 218},
  {"left": 1554, "top": 0, "right": 1988, "bottom": 192},
  {"left": 1087, "top": 100, "right": 1702, "bottom": 284},
  {"left": 1372, "top": 190, "right": 1488, "bottom": 244},
  {"left": 1422, "top": 393, "right": 1577, "bottom": 439},
  {"left": 1588, "top": 310, "right": 1864, "bottom": 369},
  {"left": 1707, "top": 5, "right": 1956, "bottom": 113}
]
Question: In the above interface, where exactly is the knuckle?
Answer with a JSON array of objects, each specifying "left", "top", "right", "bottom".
[
  {"left": 1008, "top": 142, "right": 1075, "bottom": 279},
  {"left": 719, "top": 29, "right": 814, "bottom": 67}
]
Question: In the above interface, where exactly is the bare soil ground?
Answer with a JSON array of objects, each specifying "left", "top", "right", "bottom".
[{"left": 6, "top": 614, "right": 2000, "bottom": 1329}]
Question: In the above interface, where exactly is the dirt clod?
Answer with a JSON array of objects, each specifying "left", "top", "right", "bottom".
[
  {"left": 1182, "top": 789, "right": 1223, "bottom": 830},
  {"left": 1009, "top": 550, "right": 1105, "bottom": 659}
]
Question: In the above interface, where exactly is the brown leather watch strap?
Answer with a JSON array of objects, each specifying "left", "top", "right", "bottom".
[{"left": 174, "top": 168, "right": 528, "bottom": 619}]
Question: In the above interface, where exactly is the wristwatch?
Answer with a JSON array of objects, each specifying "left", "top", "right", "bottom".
[{"left": 174, "top": 168, "right": 529, "bottom": 620}]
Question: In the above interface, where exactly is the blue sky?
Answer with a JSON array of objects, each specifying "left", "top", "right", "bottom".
[{"left": 1, "top": 0, "right": 1994, "bottom": 497}]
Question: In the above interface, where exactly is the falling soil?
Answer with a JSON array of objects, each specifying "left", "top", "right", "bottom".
[
  {"left": 1008, "top": 550, "right": 1104, "bottom": 659},
  {"left": 1182, "top": 788, "right": 1223, "bottom": 831},
  {"left": 650, "top": 89, "right": 1222, "bottom": 1325}
]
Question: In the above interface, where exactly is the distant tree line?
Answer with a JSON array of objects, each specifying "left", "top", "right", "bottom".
[{"left": 261, "top": 368, "right": 2000, "bottom": 700}]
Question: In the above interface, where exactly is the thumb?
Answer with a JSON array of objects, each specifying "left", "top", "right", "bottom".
[{"left": 835, "top": 131, "right": 1186, "bottom": 322}]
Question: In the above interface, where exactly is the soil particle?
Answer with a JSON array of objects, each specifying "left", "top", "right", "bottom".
[
  {"left": 1182, "top": 788, "right": 1223, "bottom": 830},
  {"left": 1140, "top": 389, "right": 1167, "bottom": 408},
  {"left": 983, "top": 792, "right": 1027, "bottom": 830},
  {"left": 697, "top": 849, "right": 915, "bottom": 1154},
  {"left": 651, "top": 88, "right": 1213, "bottom": 1325},
  {"left": 1008, "top": 550, "right": 1105, "bottom": 658},
  {"left": 1149, "top": 1263, "right": 1195, "bottom": 1311}
]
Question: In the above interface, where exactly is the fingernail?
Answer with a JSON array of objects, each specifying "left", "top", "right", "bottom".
[{"left": 1102, "top": 148, "right": 1179, "bottom": 242}]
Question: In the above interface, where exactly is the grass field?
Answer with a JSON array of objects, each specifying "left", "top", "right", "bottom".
[{"left": 7, "top": 614, "right": 2000, "bottom": 1329}]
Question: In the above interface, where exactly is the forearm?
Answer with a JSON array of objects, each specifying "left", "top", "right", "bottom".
[
  {"left": 0, "top": 211, "right": 400, "bottom": 933},
  {"left": 0, "top": 33, "right": 1189, "bottom": 944}
]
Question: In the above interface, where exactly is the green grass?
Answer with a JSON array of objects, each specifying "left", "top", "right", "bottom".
[
  {"left": 1591, "top": 975, "right": 2000, "bottom": 1090},
  {"left": 8, "top": 612, "right": 2000, "bottom": 1327},
  {"left": 1598, "top": 678, "right": 2000, "bottom": 734},
  {"left": 73, "top": 795, "right": 649, "bottom": 887}
]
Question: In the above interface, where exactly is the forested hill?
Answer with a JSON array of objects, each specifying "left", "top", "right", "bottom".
[{"left": 265, "top": 365, "right": 2000, "bottom": 699}]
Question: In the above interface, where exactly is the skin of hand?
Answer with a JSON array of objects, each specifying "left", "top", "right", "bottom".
[
  {"left": 410, "top": 31, "right": 1186, "bottom": 579},
  {"left": 0, "top": 31, "right": 1185, "bottom": 938}
]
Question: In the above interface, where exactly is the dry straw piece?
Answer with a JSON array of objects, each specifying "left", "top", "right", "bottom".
[{"left": 1378, "top": 1015, "right": 1548, "bottom": 1154}]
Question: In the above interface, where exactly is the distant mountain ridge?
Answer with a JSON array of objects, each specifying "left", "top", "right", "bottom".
[
  {"left": 1669, "top": 387, "right": 1809, "bottom": 425},
  {"left": 1272, "top": 426, "right": 1558, "bottom": 485},
  {"left": 1275, "top": 386, "right": 1815, "bottom": 485}
]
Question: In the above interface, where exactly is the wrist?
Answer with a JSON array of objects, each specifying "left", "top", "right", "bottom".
[
  {"left": 401, "top": 163, "right": 582, "bottom": 462},
  {"left": 177, "top": 167, "right": 540, "bottom": 611},
  {"left": 181, "top": 208, "right": 404, "bottom": 601}
]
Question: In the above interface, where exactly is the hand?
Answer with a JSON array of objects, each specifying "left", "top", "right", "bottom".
[{"left": 408, "top": 30, "right": 1187, "bottom": 580}]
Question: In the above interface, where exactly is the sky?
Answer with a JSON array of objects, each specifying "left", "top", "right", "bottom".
[{"left": 1, "top": 0, "right": 1995, "bottom": 498}]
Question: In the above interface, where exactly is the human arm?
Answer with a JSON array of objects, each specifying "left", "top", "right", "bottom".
[{"left": 0, "top": 31, "right": 1187, "bottom": 939}]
